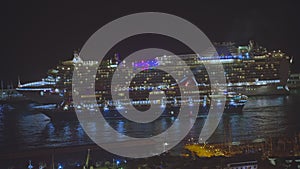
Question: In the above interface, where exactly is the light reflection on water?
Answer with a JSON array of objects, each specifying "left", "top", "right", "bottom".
[{"left": 0, "top": 92, "right": 300, "bottom": 152}]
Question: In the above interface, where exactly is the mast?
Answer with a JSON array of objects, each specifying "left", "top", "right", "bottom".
[
  {"left": 84, "top": 149, "right": 91, "bottom": 169},
  {"left": 51, "top": 149, "right": 55, "bottom": 169},
  {"left": 1, "top": 80, "right": 3, "bottom": 98},
  {"left": 10, "top": 81, "right": 13, "bottom": 89},
  {"left": 28, "top": 160, "right": 33, "bottom": 169},
  {"left": 18, "top": 76, "right": 21, "bottom": 87}
]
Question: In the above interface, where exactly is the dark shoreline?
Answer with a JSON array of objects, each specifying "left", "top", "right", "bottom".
[
  {"left": 0, "top": 143, "right": 103, "bottom": 160},
  {"left": 1, "top": 137, "right": 300, "bottom": 168}
]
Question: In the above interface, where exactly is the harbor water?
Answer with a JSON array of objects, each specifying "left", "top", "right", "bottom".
[{"left": 0, "top": 90, "right": 300, "bottom": 154}]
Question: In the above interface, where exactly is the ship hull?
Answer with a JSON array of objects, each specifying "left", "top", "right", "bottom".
[
  {"left": 40, "top": 107, "right": 180, "bottom": 121},
  {"left": 19, "top": 85, "right": 288, "bottom": 105},
  {"left": 229, "top": 85, "right": 289, "bottom": 96},
  {"left": 198, "top": 105, "right": 245, "bottom": 114},
  {"left": 17, "top": 91, "right": 64, "bottom": 104},
  {"left": 38, "top": 104, "right": 245, "bottom": 121}
]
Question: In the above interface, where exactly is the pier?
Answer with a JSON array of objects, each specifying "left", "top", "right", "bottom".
[{"left": 184, "top": 133, "right": 300, "bottom": 159}]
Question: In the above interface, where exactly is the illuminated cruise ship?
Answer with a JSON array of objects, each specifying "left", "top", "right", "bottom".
[{"left": 16, "top": 40, "right": 291, "bottom": 106}]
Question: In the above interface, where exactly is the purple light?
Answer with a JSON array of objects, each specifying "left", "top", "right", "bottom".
[{"left": 134, "top": 58, "right": 158, "bottom": 70}]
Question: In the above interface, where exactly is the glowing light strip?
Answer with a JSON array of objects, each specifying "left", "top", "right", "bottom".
[
  {"left": 16, "top": 88, "right": 53, "bottom": 91},
  {"left": 19, "top": 81, "right": 56, "bottom": 87}
]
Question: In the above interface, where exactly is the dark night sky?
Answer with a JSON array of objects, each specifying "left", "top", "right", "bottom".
[{"left": 0, "top": 1, "right": 299, "bottom": 86}]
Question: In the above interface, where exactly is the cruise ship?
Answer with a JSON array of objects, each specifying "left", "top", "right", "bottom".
[{"left": 17, "top": 41, "right": 290, "bottom": 109}]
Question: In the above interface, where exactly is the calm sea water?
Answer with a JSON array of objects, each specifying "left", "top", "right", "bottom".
[{"left": 1, "top": 89, "right": 300, "bottom": 153}]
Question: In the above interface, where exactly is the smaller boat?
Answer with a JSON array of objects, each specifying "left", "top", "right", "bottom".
[{"left": 287, "top": 73, "right": 300, "bottom": 89}]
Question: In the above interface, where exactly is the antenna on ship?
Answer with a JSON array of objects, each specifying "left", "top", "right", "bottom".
[{"left": 72, "top": 49, "right": 83, "bottom": 63}]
